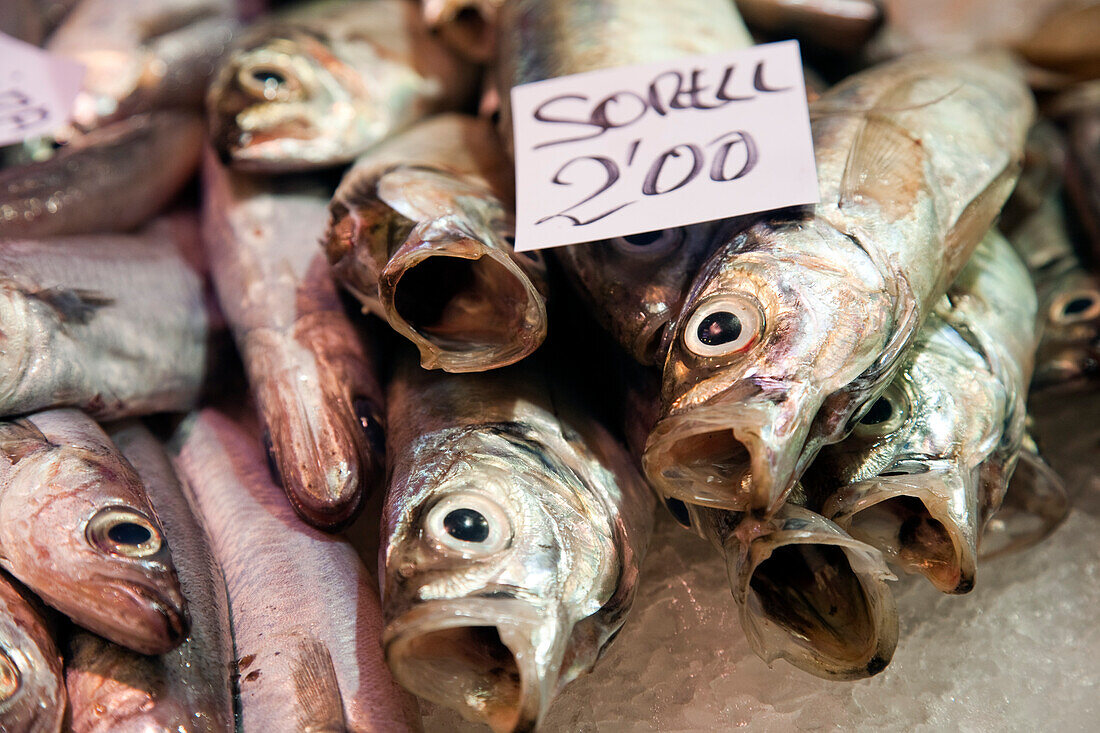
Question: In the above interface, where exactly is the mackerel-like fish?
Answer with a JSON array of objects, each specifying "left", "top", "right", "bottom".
[
  {"left": 45, "top": 0, "right": 236, "bottom": 134},
  {"left": 494, "top": 0, "right": 753, "bottom": 364},
  {"left": 174, "top": 409, "right": 420, "bottom": 733},
  {"left": 324, "top": 114, "right": 548, "bottom": 372},
  {"left": 736, "top": 0, "right": 884, "bottom": 55},
  {"left": 0, "top": 111, "right": 204, "bottom": 240},
  {"left": 202, "top": 151, "right": 384, "bottom": 528},
  {"left": 0, "top": 216, "right": 210, "bottom": 420},
  {"left": 809, "top": 231, "right": 1038, "bottom": 594},
  {"left": 382, "top": 355, "right": 654, "bottom": 732},
  {"left": 208, "top": 0, "right": 478, "bottom": 171},
  {"left": 0, "top": 409, "right": 187, "bottom": 655},
  {"left": 0, "top": 572, "right": 66, "bottom": 733},
  {"left": 644, "top": 52, "right": 1033, "bottom": 513},
  {"left": 63, "top": 421, "right": 234, "bottom": 733}
]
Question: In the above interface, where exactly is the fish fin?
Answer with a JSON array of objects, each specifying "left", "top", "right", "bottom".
[
  {"left": 30, "top": 288, "right": 114, "bottom": 325},
  {"left": 0, "top": 419, "right": 50, "bottom": 464},
  {"left": 292, "top": 639, "right": 346, "bottom": 732},
  {"left": 839, "top": 114, "right": 925, "bottom": 217},
  {"left": 942, "top": 162, "right": 1021, "bottom": 277}
]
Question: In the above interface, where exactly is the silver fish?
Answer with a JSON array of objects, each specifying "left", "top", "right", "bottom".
[
  {"left": 382, "top": 355, "right": 654, "bottom": 732},
  {"left": 0, "top": 572, "right": 65, "bottom": 733},
  {"left": 735, "top": 0, "right": 885, "bottom": 55},
  {"left": 810, "top": 230, "right": 1037, "bottom": 594},
  {"left": 173, "top": 408, "right": 421, "bottom": 733},
  {"left": 45, "top": 0, "right": 236, "bottom": 134},
  {"left": 324, "top": 113, "right": 548, "bottom": 372},
  {"left": 208, "top": 0, "right": 478, "bottom": 172},
  {"left": 63, "top": 421, "right": 234, "bottom": 733},
  {"left": 0, "top": 111, "right": 205, "bottom": 240},
  {"left": 0, "top": 409, "right": 188, "bottom": 655},
  {"left": 201, "top": 150, "right": 385, "bottom": 528},
  {"left": 0, "top": 215, "right": 210, "bottom": 420},
  {"left": 644, "top": 52, "right": 1033, "bottom": 514}
]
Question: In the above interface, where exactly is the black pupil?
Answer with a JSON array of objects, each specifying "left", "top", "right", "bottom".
[
  {"left": 443, "top": 509, "right": 490, "bottom": 543},
  {"left": 252, "top": 69, "right": 285, "bottom": 86},
  {"left": 107, "top": 522, "right": 151, "bottom": 546},
  {"left": 860, "top": 397, "right": 893, "bottom": 426},
  {"left": 665, "top": 498, "right": 691, "bottom": 527},
  {"left": 1063, "top": 296, "right": 1095, "bottom": 316},
  {"left": 697, "top": 311, "right": 742, "bottom": 347},
  {"left": 624, "top": 230, "right": 664, "bottom": 246}
]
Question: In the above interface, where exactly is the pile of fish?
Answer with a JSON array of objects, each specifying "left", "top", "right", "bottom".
[{"left": 1, "top": 0, "right": 1098, "bottom": 730}]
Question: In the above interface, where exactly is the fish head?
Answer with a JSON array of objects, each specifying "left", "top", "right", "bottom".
[
  {"left": 383, "top": 424, "right": 621, "bottom": 732},
  {"left": 1033, "top": 270, "right": 1100, "bottom": 391},
  {"left": 0, "top": 441, "right": 188, "bottom": 655},
  {"left": 645, "top": 219, "right": 893, "bottom": 511},
  {"left": 0, "top": 583, "right": 62, "bottom": 730},
  {"left": 208, "top": 29, "right": 398, "bottom": 171}
]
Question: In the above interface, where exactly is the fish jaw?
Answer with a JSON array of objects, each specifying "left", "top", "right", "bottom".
[
  {"left": 384, "top": 598, "right": 566, "bottom": 732},
  {"left": 380, "top": 226, "right": 548, "bottom": 372},
  {"left": 822, "top": 462, "right": 979, "bottom": 594},
  {"left": 705, "top": 504, "right": 898, "bottom": 680},
  {"left": 643, "top": 382, "right": 819, "bottom": 512}
]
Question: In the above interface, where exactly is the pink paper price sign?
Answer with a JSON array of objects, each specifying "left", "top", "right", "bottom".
[{"left": 0, "top": 32, "right": 85, "bottom": 146}]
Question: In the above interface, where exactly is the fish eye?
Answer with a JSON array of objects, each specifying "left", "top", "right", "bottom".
[
  {"left": 86, "top": 507, "right": 163, "bottom": 559},
  {"left": 1051, "top": 290, "right": 1100, "bottom": 325},
  {"left": 852, "top": 384, "right": 908, "bottom": 438},
  {"left": 0, "top": 648, "right": 18, "bottom": 702},
  {"left": 237, "top": 62, "right": 303, "bottom": 102},
  {"left": 607, "top": 228, "right": 684, "bottom": 257},
  {"left": 682, "top": 294, "right": 762, "bottom": 357},
  {"left": 425, "top": 492, "right": 512, "bottom": 557}
]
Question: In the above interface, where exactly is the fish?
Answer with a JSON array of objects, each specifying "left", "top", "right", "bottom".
[
  {"left": 1008, "top": 193, "right": 1100, "bottom": 393},
  {"left": 45, "top": 0, "right": 237, "bottom": 134},
  {"left": 381, "top": 353, "right": 654, "bottom": 732},
  {"left": 207, "top": 0, "right": 478, "bottom": 172},
  {"left": 999, "top": 120, "right": 1066, "bottom": 237},
  {"left": 172, "top": 408, "right": 421, "bottom": 733},
  {"left": 323, "top": 113, "right": 548, "bottom": 372},
  {"left": 1058, "top": 83, "right": 1100, "bottom": 266},
  {"left": 1016, "top": 3, "right": 1100, "bottom": 82},
  {"left": 643, "top": 51, "right": 1034, "bottom": 514},
  {"left": 420, "top": 0, "right": 503, "bottom": 63},
  {"left": 808, "top": 230, "right": 1038, "bottom": 594},
  {"left": 0, "top": 111, "right": 205, "bottom": 240},
  {"left": 0, "top": 0, "right": 46, "bottom": 44},
  {"left": 493, "top": 0, "right": 755, "bottom": 365},
  {"left": 0, "top": 215, "right": 211, "bottom": 420},
  {"left": 201, "top": 150, "right": 385, "bottom": 529},
  {"left": 63, "top": 421, "right": 234, "bottom": 733},
  {"left": 0, "top": 408, "right": 188, "bottom": 655},
  {"left": 0, "top": 572, "right": 66, "bottom": 733},
  {"left": 671, "top": 500, "right": 898, "bottom": 679},
  {"left": 735, "top": 0, "right": 885, "bottom": 55}
]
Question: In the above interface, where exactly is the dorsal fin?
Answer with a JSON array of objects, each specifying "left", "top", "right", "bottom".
[
  {"left": 30, "top": 288, "right": 114, "bottom": 325},
  {"left": 292, "top": 638, "right": 346, "bottom": 733},
  {"left": 839, "top": 114, "right": 925, "bottom": 219}
]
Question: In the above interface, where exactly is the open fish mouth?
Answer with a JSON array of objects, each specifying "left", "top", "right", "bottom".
[
  {"left": 384, "top": 599, "right": 563, "bottom": 733},
  {"left": 382, "top": 237, "right": 547, "bottom": 372},
  {"left": 822, "top": 463, "right": 978, "bottom": 594}
]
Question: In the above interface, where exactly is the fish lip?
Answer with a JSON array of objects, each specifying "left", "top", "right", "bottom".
[
  {"left": 643, "top": 386, "right": 813, "bottom": 512},
  {"left": 87, "top": 580, "right": 190, "bottom": 656},
  {"left": 380, "top": 235, "right": 548, "bottom": 373},
  {"left": 383, "top": 598, "right": 562, "bottom": 733},
  {"left": 822, "top": 463, "right": 978, "bottom": 594}
]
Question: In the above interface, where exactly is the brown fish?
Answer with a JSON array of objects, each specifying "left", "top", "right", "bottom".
[
  {"left": 0, "top": 409, "right": 187, "bottom": 655},
  {"left": 174, "top": 409, "right": 420, "bottom": 733},
  {"left": 0, "top": 572, "right": 66, "bottom": 733},
  {"left": 0, "top": 111, "right": 204, "bottom": 240},
  {"left": 324, "top": 113, "right": 548, "bottom": 372}
]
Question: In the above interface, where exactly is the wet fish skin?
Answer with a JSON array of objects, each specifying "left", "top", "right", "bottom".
[
  {"left": 0, "top": 409, "right": 188, "bottom": 655},
  {"left": 46, "top": 0, "right": 237, "bottom": 134},
  {"left": 382, "top": 355, "right": 654, "bottom": 732},
  {"left": 1061, "top": 94, "right": 1100, "bottom": 266},
  {"left": 173, "top": 409, "right": 420, "bottom": 733},
  {"left": 735, "top": 0, "right": 884, "bottom": 55},
  {"left": 0, "top": 216, "right": 210, "bottom": 420},
  {"left": 324, "top": 113, "right": 548, "bottom": 372},
  {"left": 0, "top": 572, "right": 66, "bottom": 733},
  {"left": 0, "top": 111, "right": 205, "bottom": 240},
  {"left": 811, "top": 231, "right": 1037, "bottom": 593},
  {"left": 420, "top": 0, "right": 503, "bottom": 63},
  {"left": 208, "top": 0, "right": 477, "bottom": 172},
  {"left": 63, "top": 421, "right": 234, "bottom": 733},
  {"left": 644, "top": 52, "right": 1033, "bottom": 514},
  {"left": 202, "top": 150, "right": 384, "bottom": 529}
]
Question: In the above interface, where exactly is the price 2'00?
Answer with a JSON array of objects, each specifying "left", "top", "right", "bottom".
[{"left": 536, "top": 130, "right": 758, "bottom": 228}]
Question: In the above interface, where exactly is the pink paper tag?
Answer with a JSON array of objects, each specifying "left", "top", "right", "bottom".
[
  {"left": 510, "top": 40, "right": 819, "bottom": 252},
  {"left": 0, "top": 32, "right": 85, "bottom": 146}
]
